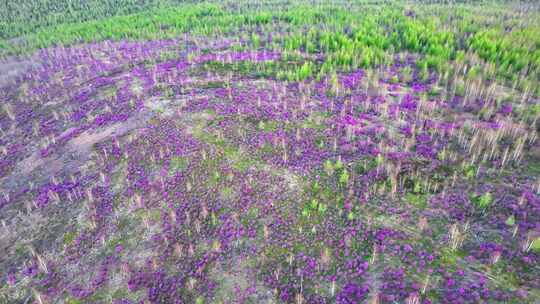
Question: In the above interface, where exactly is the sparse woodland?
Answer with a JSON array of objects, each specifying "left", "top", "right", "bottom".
[{"left": 0, "top": 1, "right": 539, "bottom": 303}]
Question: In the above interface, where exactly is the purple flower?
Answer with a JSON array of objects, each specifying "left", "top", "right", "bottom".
[
  {"left": 499, "top": 104, "right": 512, "bottom": 115},
  {"left": 336, "top": 282, "right": 369, "bottom": 304}
]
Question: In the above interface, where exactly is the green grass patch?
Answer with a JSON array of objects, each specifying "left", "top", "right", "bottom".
[
  {"left": 405, "top": 193, "right": 428, "bottom": 209},
  {"left": 168, "top": 156, "right": 189, "bottom": 176}
]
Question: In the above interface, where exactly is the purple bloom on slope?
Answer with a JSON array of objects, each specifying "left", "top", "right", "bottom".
[{"left": 336, "top": 282, "right": 369, "bottom": 304}]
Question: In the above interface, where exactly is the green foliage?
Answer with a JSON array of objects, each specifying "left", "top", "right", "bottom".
[
  {"left": 439, "top": 247, "right": 466, "bottom": 267},
  {"left": 302, "top": 198, "right": 327, "bottom": 218},
  {"left": 406, "top": 193, "right": 428, "bottom": 208},
  {"left": 505, "top": 215, "right": 515, "bottom": 226},
  {"left": 2, "top": 0, "right": 538, "bottom": 94},
  {"left": 251, "top": 32, "right": 260, "bottom": 49},
  {"left": 469, "top": 28, "right": 540, "bottom": 80},
  {"left": 323, "top": 159, "right": 334, "bottom": 176},
  {"left": 195, "top": 296, "right": 205, "bottom": 304},
  {"left": 335, "top": 159, "right": 343, "bottom": 170},
  {"left": 478, "top": 192, "right": 493, "bottom": 209},
  {"left": 530, "top": 238, "right": 540, "bottom": 253},
  {"left": 463, "top": 165, "right": 476, "bottom": 179},
  {"left": 258, "top": 120, "right": 280, "bottom": 132},
  {"left": 220, "top": 187, "right": 234, "bottom": 201},
  {"left": 0, "top": 0, "right": 179, "bottom": 39},
  {"left": 66, "top": 298, "right": 83, "bottom": 304},
  {"left": 63, "top": 231, "right": 77, "bottom": 245},
  {"left": 413, "top": 181, "right": 422, "bottom": 194},
  {"left": 169, "top": 156, "right": 188, "bottom": 176},
  {"left": 277, "top": 61, "right": 316, "bottom": 81},
  {"left": 376, "top": 154, "right": 384, "bottom": 166},
  {"left": 1, "top": 3, "right": 225, "bottom": 55},
  {"left": 455, "top": 82, "right": 466, "bottom": 97},
  {"left": 471, "top": 192, "right": 493, "bottom": 210},
  {"left": 339, "top": 169, "right": 349, "bottom": 185}
]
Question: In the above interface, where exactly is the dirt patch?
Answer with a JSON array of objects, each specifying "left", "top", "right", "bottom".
[
  {"left": 68, "top": 115, "right": 146, "bottom": 155},
  {"left": 0, "top": 56, "right": 41, "bottom": 88},
  {"left": 3, "top": 110, "right": 151, "bottom": 193}
]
